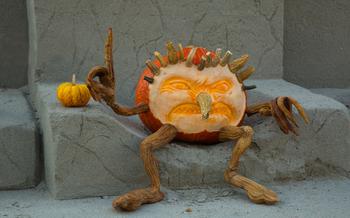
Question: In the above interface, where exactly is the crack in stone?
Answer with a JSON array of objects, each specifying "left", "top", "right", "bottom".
[
  {"left": 117, "top": 137, "right": 139, "bottom": 157},
  {"left": 255, "top": 0, "right": 282, "bottom": 45},
  {"left": 150, "top": 0, "right": 166, "bottom": 32},
  {"left": 188, "top": 10, "right": 208, "bottom": 45},
  {"left": 88, "top": 3, "right": 104, "bottom": 43},
  {"left": 61, "top": 134, "right": 127, "bottom": 184},
  {"left": 256, "top": 41, "right": 278, "bottom": 70},
  {"left": 79, "top": 114, "right": 84, "bottom": 137},
  {"left": 71, "top": 15, "right": 77, "bottom": 71},
  {"left": 0, "top": 138, "right": 23, "bottom": 174},
  {"left": 125, "top": 34, "right": 163, "bottom": 100},
  {"left": 39, "top": 9, "right": 56, "bottom": 40},
  {"left": 314, "top": 110, "right": 338, "bottom": 134}
]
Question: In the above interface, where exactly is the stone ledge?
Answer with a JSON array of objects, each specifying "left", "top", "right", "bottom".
[
  {"left": 311, "top": 88, "right": 350, "bottom": 110},
  {"left": 0, "top": 89, "right": 40, "bottom": 189},
  {"left": 35, "top": 80, "right": 350, "bottom": 199}
]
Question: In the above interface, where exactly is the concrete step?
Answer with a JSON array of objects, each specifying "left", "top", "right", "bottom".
[
  {"left": 0, "top": 89, "right": 40, "bottom": 189},
  {"left": 0, "top": 177, "right": 349, "bottom": 218},
  {"left": 34, "top": 79, "right": 350, "bottom": 199},
  {"left": 311, "top": 88, "right": 350, "bottom": 110}
]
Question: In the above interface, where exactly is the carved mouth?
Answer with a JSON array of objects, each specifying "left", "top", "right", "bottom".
[{"left": 166, "top": 102, "right": 236, "bottom": 122}]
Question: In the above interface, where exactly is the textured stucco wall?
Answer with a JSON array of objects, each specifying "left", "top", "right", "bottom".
[
  {"left": 0, "top": 0, "right": 28, "bottom": 88},
  {"left": 284, "top": 0, "right": 350, "bottom": 88},
  {"left": 27, "top": 0, "right": 283, "bottom": 105}
]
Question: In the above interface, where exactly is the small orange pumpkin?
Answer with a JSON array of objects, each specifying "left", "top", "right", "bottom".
[
  {"left": 57, "top": 74, "right": 91, "bottom": 107},
  {"left": 135, "top": 47, "right": 247, "bottom": 144}
]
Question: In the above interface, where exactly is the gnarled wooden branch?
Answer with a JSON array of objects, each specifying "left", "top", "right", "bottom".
[
  {"left": 86, "top": 28, "right": 149, "bottom": 116},
  {"left": 219, "top": 125, "right": 279, "bottom": 204},
  {"left": 246, "top": 96, "right": 309, "bottom": 135},
  {"left": 112, "top": 124, "right": 178, "bottom": 211}
]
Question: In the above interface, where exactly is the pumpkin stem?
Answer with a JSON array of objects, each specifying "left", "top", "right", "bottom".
[
  {"left": 72, "top": 74, "right": 76, "bottom": 85},
  {"left": 237, "top": 66, "right": 255, "bottom": 83},
  {"left": 178, "top": 43, "right": 185, "bottom": 61},
  {"left": 185, "top": 47, "right": 197, "bottom": 67},
  {"left": 166, "top": 41, "right": 178, "bottom": 64},
  {"left": 220, "top": 50, "right": 232, "bottom": 66},
  {"left": 145, "top": 60, "right": 160, "bottom": 76},
  {"left": 196, "top": 92, "right": 212, "bottom": 120}
]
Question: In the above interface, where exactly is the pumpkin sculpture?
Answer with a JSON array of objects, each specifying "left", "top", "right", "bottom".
[{"left": 86, "top": 28, "right": 309, "bottom": 211}]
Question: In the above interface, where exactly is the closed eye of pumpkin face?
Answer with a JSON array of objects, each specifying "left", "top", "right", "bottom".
[
  {"left": 209, "top": 80, "right": 233, "bottom": 94},
  {"left": 160, "top": 78, "right": 191, "bottom": 93},
  {"left": 160, "top": 77, "right": 234, "bottom": 95}
]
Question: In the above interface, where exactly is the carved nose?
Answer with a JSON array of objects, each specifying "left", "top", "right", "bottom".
[{"left": 196, "top": 92, "right": 212, "bottom": 120}]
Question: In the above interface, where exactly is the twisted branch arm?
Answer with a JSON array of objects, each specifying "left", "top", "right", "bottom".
[
  {"left": 246, "top": 96, "right": 309, "bottom": 135},
  {"left": 86, "top": 28, "right": 149, "bottom": 116}
]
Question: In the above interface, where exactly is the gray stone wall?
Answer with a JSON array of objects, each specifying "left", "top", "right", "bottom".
[
  {"left": 27, "top": 0, "right": 283, "bottom": 105},
  {"left": 0, "top": 0, "right": 28, "bottom": 88},
  {"left": 284, "top": 0, "right": 350, "bottom": 88}
]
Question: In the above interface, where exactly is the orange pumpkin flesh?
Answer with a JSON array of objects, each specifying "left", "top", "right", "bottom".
[{"left": 135, "top": 47, "right": 247, "bottom": 144}]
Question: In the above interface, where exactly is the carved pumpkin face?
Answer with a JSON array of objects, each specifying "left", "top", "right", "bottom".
[
  {"left": 148, "top": 63, "right": 246, "bottom": 134},
  {"left": 135, "top": 46, "right": 253, "bottom": 143}
]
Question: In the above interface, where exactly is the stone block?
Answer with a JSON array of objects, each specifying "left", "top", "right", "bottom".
[
  {"left": 0, "top": 89, "right": 40, "bottom": 189},
  {"left": 311, "top": 88, "right": 350, "bottom": 110},
  {"left": 36, "top": 80, "right": 350, "bottom": 199}
]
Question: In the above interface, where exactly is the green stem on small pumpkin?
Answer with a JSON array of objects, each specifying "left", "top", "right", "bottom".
[{"left": 72, "top": 74, "right": 76, "bottom": 85}]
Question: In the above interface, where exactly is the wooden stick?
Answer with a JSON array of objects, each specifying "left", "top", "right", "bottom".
[
  {"left": 197, "top": 56, "right": 207, "bottom": 71},
  {"left": 220, "top": 51, "right": 232, "bottom": 66},
  {"left": 229, "top": 54, "right": 249, "bottom": 74},
  {"left": 237, "top": 66, "right": 255, "bottom": 82},
  {"left": 205, "top": 52, "right": 212, "bottom": 67},
  {"left": 178, "top": 43, "right": 185, "bottom": 61},
  {"left": 145, "top": 60, "right": 161, "bottom": 76},
  {"left": 186, "top": 47, "right": 197, "bottom": 67},
  {"left": 166, "top": 41, "right": 178, "bottom": 64},
  {"left": 219, "top": 125, "right": 279, "bottom": 205},
  {"left": 211, "top": 48, "right": 221, "bottom": 67},
  {"left": 144, "top": 76, "right": 154, "bottom": 84},
  {"left": 112, "top": 124, "right": 178, "bottom": 211},
  {"left": 86, "top": 28, "right": 149, "bottom": 116},
  {"left": 154, "top": 51, "right": 167, "bottom": 67}
]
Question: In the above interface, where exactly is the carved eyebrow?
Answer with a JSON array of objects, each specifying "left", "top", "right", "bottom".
[
  {"left": 160, "top": 77, "right": 192, "bottom": 92},
  {"left": 160, "top": 76, "right": 233, "bottom": 93}
]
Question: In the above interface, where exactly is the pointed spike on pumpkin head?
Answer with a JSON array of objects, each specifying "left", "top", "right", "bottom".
[
  {"left": 145, "top": 60, "right": 160, "bottom": 76},
  {"left": 211, "top": 48, "right": 222, "bottom": 67},
  {"left": 186, "top": 47, "right": 197, "bottom": 67},
  {"left": 154, "top": 51, "right": 167, "bottom": 67},
  {"left": 166, "top": 41, "right": 178, "bottom": 64},
  {"left": 228, "top": 54, "right": 250, "bottom": 74},
  {"left": 205, "top": 52, "right": 212, "bottom": 68},
  {"left": 242, "top": 84, "right": 257, "bottom": 91},
  {"left": 144, "top": 76, "right": 154, "bottom": 84},
  {"left": 237, "top": 66, "right": 255, "bottom": 82},
  {"left": 197, "top": 56, "right": 207, "bottom": 71},
  {"left": 178, "top": 43, "right": 185, "bottom": 61},
  {"left": 220, "top": 51, "right": 232, "bottom": 66}
]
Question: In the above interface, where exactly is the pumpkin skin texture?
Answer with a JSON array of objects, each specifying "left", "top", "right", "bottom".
[
  {"left": 57, "top": 77, "right": 91, "bottom": 107},
  {"left": 135, "top": 47, "right": 247, "bottom": 144}
]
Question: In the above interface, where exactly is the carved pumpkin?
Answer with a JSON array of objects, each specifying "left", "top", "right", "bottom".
[
  {"left": 135, "top": 45, "right": 250, "bottom": 143},
  {"left": 57, "top": 74, "right": 91, "bottom": 107}
]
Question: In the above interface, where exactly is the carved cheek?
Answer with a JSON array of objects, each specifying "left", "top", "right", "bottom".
[{"left": 157, "top": 91, "right": 193, "bottom": 116}]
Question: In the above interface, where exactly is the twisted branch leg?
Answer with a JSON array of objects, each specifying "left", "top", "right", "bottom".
[
  {"left": 219, "top": 125, "right": 279, "bottom": 204},
  {"left": 112, "top": 124, "right": 177, "bottom": 211}
]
